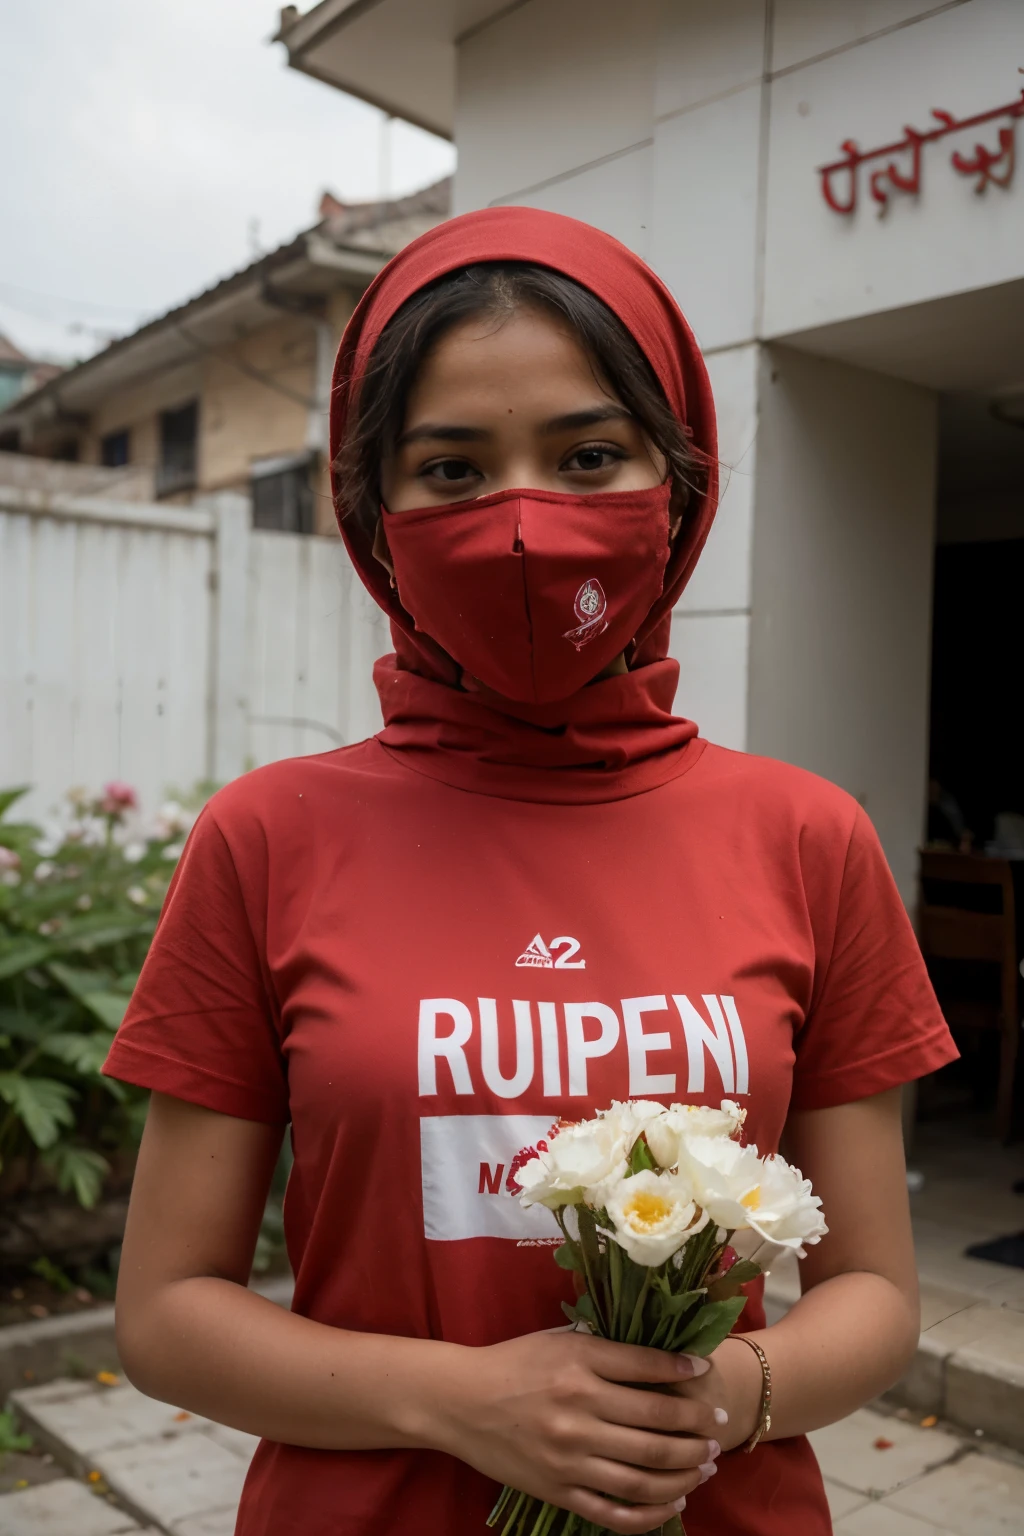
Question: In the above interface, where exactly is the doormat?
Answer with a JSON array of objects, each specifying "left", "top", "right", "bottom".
[{"left": 965, "top": 1232, "right": 1024, "bottom": 1269}]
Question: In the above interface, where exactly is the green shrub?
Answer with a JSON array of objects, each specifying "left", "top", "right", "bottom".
[{"left": 0, "top": 783, "right": 196, "bottom": 1208}]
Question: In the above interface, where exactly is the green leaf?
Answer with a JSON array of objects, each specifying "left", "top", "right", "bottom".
[
  {"left": 0, "top": 1073, "right": 77, "bottom": 1148},
  {"left": 674, "top": 1296, "right": 748, "bottom": 1357},
  {"left": 628, "top": 1134, "right": 657, "bottom": 1175},
  {"left": 60, "top": 921, "right": 156, "bottom": 953},
  {"left": 0, "top": 1009, "right": 48, "bottom": 1044},
  {"left": 658, "top": 1286, "right": 705, "bottom": 1318},
  {"left": 47, "top": 964, "right": 129, "bottom": 1028},
  {"left": 0, "top": 1407, "right": 33, "bottom": 1454},
  {"left": 706, "top": 1259, "right": 762, "bottom": 1301},
  {"left": 0, "top": 787, "right": 31, "bottom": 820},
  {"left": 42, "top": 1032, "right": 112, "bottom": 1074},
  {"left": 554, "top": 1241, "right": 585, "bottom": 1273},
  {"left": 42, "top": 1144, "right": 110, "bottom": 1209},
  {"left": 30, "top": 1255, "right": 75, "bottom": 1293},
  {"left": 561, "top": 1291, "right": 599, "bottom": 1331},
  {"left": 0, "top": 939, "right": 52, "bottom": 980},
  {"left": 576, "top": 1203, "right": 602, "bottom": 1266}
]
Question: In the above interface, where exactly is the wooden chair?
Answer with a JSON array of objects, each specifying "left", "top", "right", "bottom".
[{"left": 918, "top": 850, "right": 1020, "bottom": 1141}]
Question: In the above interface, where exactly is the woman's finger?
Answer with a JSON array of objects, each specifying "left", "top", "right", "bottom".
[
  {"left": 581, "top": 1335, "right": 709, "bottom": 1386},
  {"left": 585, "top": 1421, "right": 718, "bottom": 1474},
  {"left": 592, "top": 1379, "right": 722, "bottom": 1439},
  {"left": 581, "top": 1452, "right": 703, "bottom": 1508},
  {"left": 562, "top": 1480, "right": 688, "bottom": 1536}
]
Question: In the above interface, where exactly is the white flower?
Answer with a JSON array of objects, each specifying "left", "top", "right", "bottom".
[
  {"left": 153, "top": 801, "right": 193, "bottom": 839},
  {"left": 162, "top": 840, "right": 185, "bottom": 861},
  {"left": 126, "top": 885, "right": 147, "bottom": 906},
  {"left": 681, "top": 1135, "right": 827, "bottom": 1254},
  {"left": 518, "top": 1112, "right": 633, "bottom": 1210},
  {"left": 33, "top": 860, "right": 55, "bottom": 881},
  {"left": 604, "top": 1168, "right": 709, "bottom": 1267},
  {"left": 33, "top": 827, "right": 63, "bottom": 856},
  {"left": 122, "top": 841, "right": 147, "bottom": 864},
  {"left": 645, "top": 1100, "right": 746, "bottom": 1170}
]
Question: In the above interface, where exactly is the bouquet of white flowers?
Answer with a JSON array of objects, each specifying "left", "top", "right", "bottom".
[{"left": 487, "top": 1100, "right": 827, "bottom": 1536}]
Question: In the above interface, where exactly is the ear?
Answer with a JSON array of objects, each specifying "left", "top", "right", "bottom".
[{"left": 371, "top": 516, "right": 397, "bottom": 588}]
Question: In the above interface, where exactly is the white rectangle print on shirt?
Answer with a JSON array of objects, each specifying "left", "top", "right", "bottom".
[{"left": 420, "top": 1114, "right": 559, "bottom": 1241}]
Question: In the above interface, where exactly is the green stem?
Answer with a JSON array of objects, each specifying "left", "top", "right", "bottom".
[
  {"left": 625, "top": 1266, "right": 653, "bottom": 1345},
  {"left": 501, "top": 1490, "right": 527, "bottom": 1536},
  {"left": 608, "top": 1239, "right": 623, "bottom": 1340}
]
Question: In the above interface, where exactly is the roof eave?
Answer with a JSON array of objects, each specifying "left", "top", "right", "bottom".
[{"left": 0, "top": 237, "right": 388, "bottom": 430}]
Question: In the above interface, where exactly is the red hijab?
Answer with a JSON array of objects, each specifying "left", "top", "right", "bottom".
[{"left": 329, "top": 207, "right": 719, "bottom": 800}]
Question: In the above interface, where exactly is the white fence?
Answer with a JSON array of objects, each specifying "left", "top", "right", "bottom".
[{"left": 0, "top": 484, "right": 389, "bottom": 822}]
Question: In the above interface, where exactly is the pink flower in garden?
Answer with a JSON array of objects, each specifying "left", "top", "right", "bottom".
[
  {"left": 0, "top": 847, "right": 20, "bottom": 871},
  {"left": 99, "top": 781, "right": 139, "bottom": 817}
]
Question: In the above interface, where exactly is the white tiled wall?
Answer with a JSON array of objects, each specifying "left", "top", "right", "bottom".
[
  {"left": 762, "top": 0, "right": 1024, "bottom": 336},
  {"left": 655, "top": 0, "right": 766, "bottom": 120},
  {"left": 493, "top": 144, "right": 654, "bottom": 261},
  {"left": 650, "top": 85, "right": 763, "bottom": 351},
  {"left": 680, "top": 344, "right": 758, "bottom": 617},
  {"left": 670, "top": 612, "right": 750, "bottom": 752},
  {"left": 454, "top": 0, "right": 659, "bottom": 212},
  {"left": 770, "top": 0, "right": 948, "bottom": 72}
]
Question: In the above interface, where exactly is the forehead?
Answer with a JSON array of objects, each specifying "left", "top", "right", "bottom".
[{"left": 405, "top": 307, "right": 615, "bottom": 414}]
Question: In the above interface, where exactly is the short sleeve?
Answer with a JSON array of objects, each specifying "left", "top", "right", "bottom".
[
  {"left": 102, "top": 806, "right": 289, "bottom": 1124},
  {"left": 790, "top": 806, "right": 958, "bottom": 1112}
]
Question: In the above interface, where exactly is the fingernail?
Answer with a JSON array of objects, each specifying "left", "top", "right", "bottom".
[
  {"left": 699, "top": 1461, "right": 718, "bottom": 1484},
  {"left": 714, "top": 1406, "right": 729, "bottom": 1426},
  {"left": 673, "top": 1496, "right": 687, "bottom": 1513},
  {"left": 677, "top": 1353, "right": 711, "bottom": 1377},
  {"left": 707, "top": 1440, "right": 721, "bottom": 1461}
]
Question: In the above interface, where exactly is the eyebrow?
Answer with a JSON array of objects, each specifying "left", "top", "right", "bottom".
[{"left": 396, "top": 404, "right": 634, "bottom": 449}]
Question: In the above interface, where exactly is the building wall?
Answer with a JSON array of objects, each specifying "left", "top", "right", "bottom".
[
  {"left": 80, "top": 361, "right": 204, "bottom": 494},
  {"left": 199, "top": 316, "right": 316, "bottom": 494},
  {"left": 448, "top": 0, "right": 1003, "bottom": 891},
  {"left": 748, "top": 348, "right": 938, "bottom": 903},
  {"left": 762, "top": 0, "right": 1024, "bottom": 338},
  {"left": 74, "top": 293, "right": 362, "bottom": 524}
]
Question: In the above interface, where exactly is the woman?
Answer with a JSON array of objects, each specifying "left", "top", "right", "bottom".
[{"left": 105, "top": 208, "right": 957, "bottom": 1536}]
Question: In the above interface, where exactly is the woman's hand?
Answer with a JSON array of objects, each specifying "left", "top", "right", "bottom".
[
  {"left": 428, "top": 1331, "right": 724, "bottom": 1535},
  {"left": 665, "top": 1336, "right": 765, "bottom": 1454}
]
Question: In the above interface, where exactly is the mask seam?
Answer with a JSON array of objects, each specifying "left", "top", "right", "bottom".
[{"left": 514, "top": 499, "right": 539, "bottom": 701}]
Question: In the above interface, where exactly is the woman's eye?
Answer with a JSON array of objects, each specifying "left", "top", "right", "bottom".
[
  {"left": 563, "top": 446, "right": 624, "bottom": 473},
  {"left": 423, "top": 458, "right": 477, "bottom": 483}
]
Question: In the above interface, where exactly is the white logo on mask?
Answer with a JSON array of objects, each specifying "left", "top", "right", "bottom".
[{"left": 563, "top": 578, "right": 609, "bottom": 651}]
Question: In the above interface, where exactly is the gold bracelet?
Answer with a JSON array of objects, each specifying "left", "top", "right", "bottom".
[{"left": 732, "top": 1334, "right": 772, "bottom": 1452}]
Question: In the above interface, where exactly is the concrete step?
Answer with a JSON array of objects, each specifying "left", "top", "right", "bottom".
[
  {"left": 764, "top": 1261, "right": 1024, "bottom": 1453},
  {"left": 4, "top": 1377, "right": 251, "bottom": 1535}
]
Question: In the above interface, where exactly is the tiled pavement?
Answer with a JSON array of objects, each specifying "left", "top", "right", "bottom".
[
  {"left": 0, "top": 1378, "right": 253, "bottom": 1536},
  {"left": 811, "top": 1406, "right": 1024, "bottom": 1535},
  {"left": 2, "top": 1376, "right": 1024, "bottom": 1535}
]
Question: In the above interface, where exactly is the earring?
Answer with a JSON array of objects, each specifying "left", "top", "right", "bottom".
[{"left": 389, "top": 575, "right": 397, "bottom": 591}]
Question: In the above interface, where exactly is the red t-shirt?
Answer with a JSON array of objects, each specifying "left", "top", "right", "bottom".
[{"left": 104, "top": 732, "right": 955, "bottom": 1536}]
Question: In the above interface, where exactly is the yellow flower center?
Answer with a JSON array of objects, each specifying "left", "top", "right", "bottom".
[
  {"left": 625, "top": 1191, "right": 673, "bottom": 1230},
  {"left": 740, "top": 1186, "right": 761, "bottom": 1211}
]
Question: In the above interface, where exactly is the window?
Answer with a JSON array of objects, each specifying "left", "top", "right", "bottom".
[
  {"left": 157, "top": 400, "right": 198, "bottom": 497},
  {"left": 251, "top": 452, "right": 316, "bottom": 535},
  {"left": 101, "top": 428, "right": 130, "bottom": 467}
]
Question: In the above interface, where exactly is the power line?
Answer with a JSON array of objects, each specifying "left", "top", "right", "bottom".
[{"left": 0, "top": 279, "right": 150, "bottom": 320}]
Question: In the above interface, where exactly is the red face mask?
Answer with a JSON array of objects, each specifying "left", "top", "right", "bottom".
[{"left": 384, "top": 482, "right": 672, "bottom": 705}]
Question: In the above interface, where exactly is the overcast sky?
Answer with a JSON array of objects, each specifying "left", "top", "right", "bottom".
[{"left": 0, "top": 1, "right": 455, "bottom": 363}]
